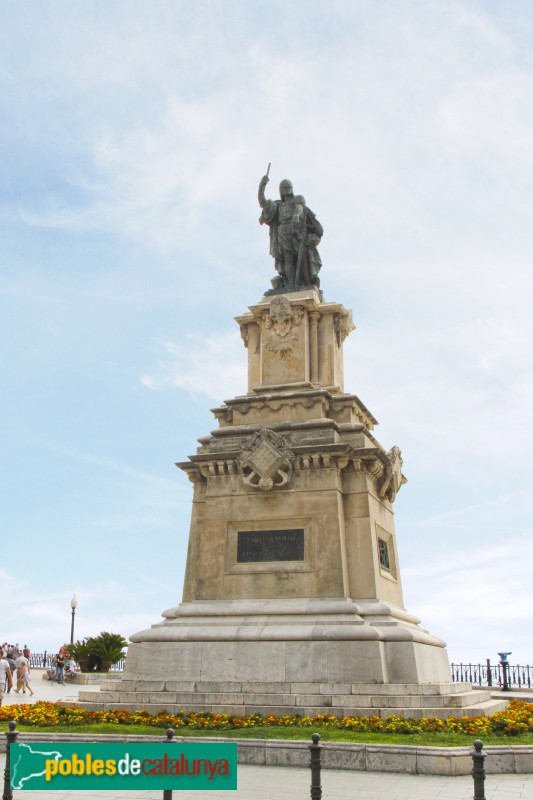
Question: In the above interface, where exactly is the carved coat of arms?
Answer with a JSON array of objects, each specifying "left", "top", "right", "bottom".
[
  {"left": 263, "top": 296, "right": 303, "bottom": 337},
  {"left": 238, "top": 429, "right": 295, "bottom": 491}
]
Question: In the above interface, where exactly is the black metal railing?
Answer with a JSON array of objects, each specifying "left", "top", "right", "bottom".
[
  {"left": 451, "top": 661, "right": 533, "bottom": 689},
  {"left": 28, "top": 652, "right": 53, "bottom": 668},
  {"left": 26, "top": 652, "right": 125, "bottom": 672}
]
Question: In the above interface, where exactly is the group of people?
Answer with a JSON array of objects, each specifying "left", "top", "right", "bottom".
[
  {"left": 0, "top": 644, "right": 34, "bottom": 705},
  {"left": 46, "top": 646, "right": 79, "bottom": 683},
  {"left": 0, "top": 642, "right": 81, "bottom": 705}
]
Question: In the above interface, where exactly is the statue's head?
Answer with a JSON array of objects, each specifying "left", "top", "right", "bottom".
[{"left": 279, "top": 179, "right": 294, "bottom": 199}]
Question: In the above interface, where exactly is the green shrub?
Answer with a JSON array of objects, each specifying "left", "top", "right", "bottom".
[{"left": 69, "top": 632, "right": 127, "bottom": 672}]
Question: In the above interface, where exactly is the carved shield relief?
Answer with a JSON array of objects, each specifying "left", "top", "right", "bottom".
[{"left": 238, "top": 429, "right": 295, "bottom": 491}]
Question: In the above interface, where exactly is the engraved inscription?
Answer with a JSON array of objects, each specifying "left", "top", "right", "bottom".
[{"left": 237, "top": 529, "right": 304, "bottom": 563}]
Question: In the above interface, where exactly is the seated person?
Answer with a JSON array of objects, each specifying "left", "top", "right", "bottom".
[{"left": 65, "top": 659, "right": 78, "bottom": 678}]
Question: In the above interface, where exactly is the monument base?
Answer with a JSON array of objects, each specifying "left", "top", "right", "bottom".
[
  {"left": 128, "top": 597, "right": 451, "bottom": 685},
  {"left": 79, "top": 290, "right": 508, "bottom": 720},
  {"left": 78, "top": 599, "right": 506, "bottom": 719}
]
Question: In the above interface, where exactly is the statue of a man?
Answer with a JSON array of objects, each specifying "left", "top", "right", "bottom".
[{"left": 258, "top": 174, "right": 323, "bottom": 292}]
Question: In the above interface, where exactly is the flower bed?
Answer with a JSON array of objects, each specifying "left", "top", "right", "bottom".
[{"left": 1, "top": 699, "right": 532, "bottom": 737}]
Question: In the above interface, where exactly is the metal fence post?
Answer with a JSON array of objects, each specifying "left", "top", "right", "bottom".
[
  {"left": 471, "top": 739, "right": 486, "bottom": 800},
  {"left": 2, "top": 720, "right": 18, "bottom": 800},
  {"left": 163, "top": 727, "right": 175, "bottom": 800},
  {"left": 309, "top": 732, "right": 323, "bottom": 800},
  {"left": 501, "top": 662, "right": 509, "bottom": 691},
  {"left": 485, "top": 659, "right": 492, "bottom": 687},
  {"left": 498, "top": 652, "right": 512, "bottom": 691}
]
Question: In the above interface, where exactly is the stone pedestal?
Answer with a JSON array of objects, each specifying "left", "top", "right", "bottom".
[{"left": 78, "top": 290, "right": 505, "bottom": 718}]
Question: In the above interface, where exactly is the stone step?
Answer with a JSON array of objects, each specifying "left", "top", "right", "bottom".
[
  {"left": 80, "top": 687, "right": 492, "bottom": 710},
  {"left": 100, "top": 679, "right": 472, "bottom": 696},
  {"left": 74, "top": 697, "right": 508, "bottom": 720}
]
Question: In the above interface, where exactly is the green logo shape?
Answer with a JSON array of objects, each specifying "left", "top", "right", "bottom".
[{"left": 11, "top": 742, "right": 237, "bottom": 790}]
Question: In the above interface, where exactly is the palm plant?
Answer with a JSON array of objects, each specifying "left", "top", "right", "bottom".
[
  {"left": 90, "top": 632, "right": 128, "bottom": 672},
  {"left": 69, "top": 632, "right": 127, "bottom": 672},
  {"left": 68, "top": 638, "right": 97, "bottom": 672}
]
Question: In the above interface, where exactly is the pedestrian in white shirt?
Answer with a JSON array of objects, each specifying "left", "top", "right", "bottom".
[{"left": 0, "top": 649, "right": 13, "bottom": 706}]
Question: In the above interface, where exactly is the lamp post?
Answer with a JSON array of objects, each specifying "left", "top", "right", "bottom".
[{"left": 70, "top": 595, "right": 78, "bottom": 645}]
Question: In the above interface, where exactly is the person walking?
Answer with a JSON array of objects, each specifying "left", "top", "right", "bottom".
[
  {"left": 21, "top": 659, "right": 34, "bottom": 697},
  {"left": 0, "top": 649, "right": 13, "bottom": 706},
  {"left": 14, "top": 650, "right": 29, "bottom": 693},
  {"left": 5, "top": 652, "right": 15, "bottom": 693}
]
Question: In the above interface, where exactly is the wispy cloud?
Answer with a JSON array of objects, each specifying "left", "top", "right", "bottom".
[
  {"left": 10, "top": 3, "right": 533, "bottom": 265},
  {"left": 403, "top": 535, "right": 533, "bottom": 664},
  {"left": 0, "top": 578, "right": 177, "bottom": 649},
  {"left": 141, "top": 330, "right": 247, "bottom": 401},
  {"left": 420, "top": 487, "right": 533, "bottom": 528}
]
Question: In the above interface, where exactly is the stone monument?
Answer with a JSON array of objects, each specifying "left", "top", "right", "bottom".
[{"left": 79, "top": 173, "right": 504, "bottom": 718}]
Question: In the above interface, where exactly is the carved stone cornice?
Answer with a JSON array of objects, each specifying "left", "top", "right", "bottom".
[
  {"left": 177, "top": 440, "right": 407, "bottom": 502},
  {"left": 210, "top": 389, "right": 377, "bottom": 430}
]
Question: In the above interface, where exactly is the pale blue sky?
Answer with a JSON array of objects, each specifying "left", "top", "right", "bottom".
[{"left": 2, "top": 1, "right": 532, "bottom": 666}]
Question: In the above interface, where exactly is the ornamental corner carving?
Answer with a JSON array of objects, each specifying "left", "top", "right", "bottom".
[
  {"left": 334, "top": 310, "right": 355, "bottom": 347},
  {"left": 379, "top": 446, "right": 408, "bottom": 503},
  {"left": 263, "top": 296, "right": 304, "bottom": 337},
  {"left": 239, "top": 324, "right": 249, "bottom": 348},
  {"left": 238, "top": 428, "right": 295, "bottom": 491}
]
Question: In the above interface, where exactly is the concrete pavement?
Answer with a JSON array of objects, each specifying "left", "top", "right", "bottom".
[
  {"left": 1, "top": 755, "right": 532, "bottom": 800},
  {"left": 2, "top": 668, "right": 91, "bottom": 706}
]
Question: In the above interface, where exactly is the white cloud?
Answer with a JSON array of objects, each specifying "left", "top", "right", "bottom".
[
  {"left": 0, "top": 578, "right": 176, "bottom": 651},
  {"left": 403, "top": 534, "right": 533, "bottom": 665},
  {"left": 13, "top": 1, "right": 533, "bottom": 267},
  {"left": 141, "top": 330, "right": 247, "bottom": 401},
  {"left": 438, "top": 74, "right": 533, "bottom": 171},
  {"left": 421, "top": 486, "right": 533, "bottom": 530}
]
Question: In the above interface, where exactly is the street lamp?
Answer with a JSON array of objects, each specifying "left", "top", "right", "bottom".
[{"left": 70, "top": 595, "right": 78, "bottom": 645}]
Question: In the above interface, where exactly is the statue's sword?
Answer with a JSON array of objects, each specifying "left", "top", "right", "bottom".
[{"left": 294, "top": 205, "right": 307, "bottom": 288}]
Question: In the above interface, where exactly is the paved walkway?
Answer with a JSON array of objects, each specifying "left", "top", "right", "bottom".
[
  {"left": 2, "top": 675, "right": 532, "bottom": 797},
  {"left": 2, "top": 668, "right": 93, "bottom": 706},
  {"left": 1, "top": 755, "right": 532, "bottom": 800}
]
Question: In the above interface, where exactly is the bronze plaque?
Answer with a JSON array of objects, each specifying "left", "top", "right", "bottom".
[{"left": 237, "top": 529, "right": 304, "bottom": 563}]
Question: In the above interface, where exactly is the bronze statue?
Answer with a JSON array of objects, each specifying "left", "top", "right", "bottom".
[{"left": 258, "top": 169, "right": 323, "bottom": 293}]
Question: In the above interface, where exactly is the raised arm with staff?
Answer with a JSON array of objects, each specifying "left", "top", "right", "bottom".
[{"left": 258, "top": 167, "right": 323, "bottom": 294}]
